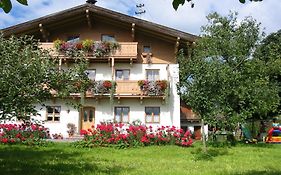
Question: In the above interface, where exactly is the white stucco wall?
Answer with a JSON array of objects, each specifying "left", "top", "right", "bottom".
[{"left": 32, "top": 63, "right": 180, "bottom": 137}]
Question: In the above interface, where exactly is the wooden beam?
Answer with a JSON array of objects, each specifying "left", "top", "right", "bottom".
[
  {"left": 139, "top": 96, "right": 143, "bottom": 104},
  {"left": 86, "top": 9, "right": 92, "bottom": 28},
  {"left": 111, "top": 57, "right": 115, "bottom": 80},
  {"left": 131, "top": 23, "right": 135, "bottom": 41},
  {"left": 174, "top": 37, "right": 180, "bottom": 55},
  {"left": 39, "top": 23, "right": 49, "bottom": 42}
]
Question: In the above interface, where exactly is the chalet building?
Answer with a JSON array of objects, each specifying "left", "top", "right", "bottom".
[
  {"left": 180, "top": 101, "right": 208, "bottom": 140},
  {"left": 1, "top": 2, "right": 197, "bottom": 137}
]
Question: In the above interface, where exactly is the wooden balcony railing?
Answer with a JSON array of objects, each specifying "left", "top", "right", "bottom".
[
  {"left": 115, "top": 80, "right": 169, "bottom": 97},
  {"left": 115, "top": 81, "right": 142, "bottom": 95},
  {"left": 39, "top": 42, "right": 138, "bottom": 60}
]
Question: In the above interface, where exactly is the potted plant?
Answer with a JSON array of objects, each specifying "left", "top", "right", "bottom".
[
  {"left": 82, "top": 39, "right": 94, "bottom": 52},
  {"left": 67, "top": 123, "right": 76, "bottom": 137},
  {"left": 53, "top": 39, "right": 65, "bottom": 52}
]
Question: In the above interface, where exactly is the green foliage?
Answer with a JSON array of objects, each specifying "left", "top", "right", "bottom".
[
  {"left": 0, "top": 35, "right": 89, "bottom": 120},
  {"left": 172, "top": 0, "right": 263, "bottom": 10},
  {"left": 254, "top": 30, "right": 281, "bottom": 115},
  {"left": 0, "top": 0, "right": 27, "bottom": 13},
  {"left": 178, "top": 12, "right": 279, "bottom": 131}
]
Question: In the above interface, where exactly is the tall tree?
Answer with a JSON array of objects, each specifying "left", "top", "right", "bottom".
[
  {"left": 179, "top": 12, "right": 279, "bottom": 133},
  {"left": 254, "top": 30, "right": 281, "bottom": 115},
  {"left": 0, "top": 35, "right": 89, "bottom": 121}
]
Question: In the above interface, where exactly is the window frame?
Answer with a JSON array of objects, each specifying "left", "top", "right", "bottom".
[
  {"left": 145, "top": 107, "right": 160, "bottom": 124},
  {"left": 146, "top": 69, "right": 160, "bottom": 81},
  {"left": 114, "top": 106, "right": 130, "bottom": 123},
  {"left": 85, "top": 69, "right": 96, "bottom": 81},
  {"left": 101, "top": 34, "right": 116, "bottom": 42},
  {"left": 66, "top": 35, "right": 80, "bottom": 43},
  {"left": 46, "top": 106, "right": 61, "bottom": 122},
  {"left": 143, "top": 45, "right": 152, "bottom": 53},
  {"left": 115, "top": 69, "right": 130, "bottom": 80}
]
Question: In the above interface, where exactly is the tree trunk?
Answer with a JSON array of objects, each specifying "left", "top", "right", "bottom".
[{"left": 201, "top": 118, "right": 207, "bottom": 152}]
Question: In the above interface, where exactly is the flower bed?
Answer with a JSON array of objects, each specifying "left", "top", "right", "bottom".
[
  {"left": 0, "top": 123, "right": 50, "bottom": 146},
  {"left": 138, "top": 80, "right": 169, "bottom": 96},
  {"left": 54, "top": 39, "right": 120, "bottom": 57},
  {"left": 76, "top": 123, "right": 192, "bottom": 148}
]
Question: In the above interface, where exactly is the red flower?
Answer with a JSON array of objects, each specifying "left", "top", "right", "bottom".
[
  {"left": 1, "top": 138, "right": 8, "bottom": 143},
  {"left": 103, "top": 81, "right": 112, "bottom": 88},
  {"left": 16, "top": 133, "right": 21, "bottom": 138},
  {"left": 141, "top": 136, "right": 149, "bottom": 143},
  {"left": 80, "top": 129, "right": 88, "bottom": 135}
]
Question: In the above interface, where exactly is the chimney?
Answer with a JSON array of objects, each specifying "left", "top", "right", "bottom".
[{"left": 86, "top": 0, "right": 97, "bottom": 4}]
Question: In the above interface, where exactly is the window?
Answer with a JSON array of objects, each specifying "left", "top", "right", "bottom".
[
  {"left": 143, "top": 45, "right": 151, "bottom": 53},
  {"left": 67, "top": 35, "right": 80, "bottom": 43},
  {"left": 115, "top": 107, "right": 129, "bottom": 123},
  {"left": 146, "top": 69, "right": 159, "bottom": 81},
  {"left": 145, "top": 107, "right": 160, "bottom": 123},
  {"left": 115, "top": 69, "right": 130, "bottom": 80},
  {"left": 84, "top": 108, "right": 94, "bottom": 122},
  {"left": 46, "top": 106, "right": 61, "bottom": 122},
  {"left": 101, "top": 35, "right": 116, "bottom": 42},
  {"left": 85, "top": 69, "right": 96, "bottom": 81}
]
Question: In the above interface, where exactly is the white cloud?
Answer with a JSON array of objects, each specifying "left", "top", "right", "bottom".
[{"left": 1, "top": 0, "right": 281, "bottom": 36}]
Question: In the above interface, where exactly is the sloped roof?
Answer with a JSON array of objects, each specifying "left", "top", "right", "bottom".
[
  {"left": 1, "top": 3, "right": 198, "bottom": 42},
  {"left": 180, "top": 101, "right": 200, "bottom": 121}
]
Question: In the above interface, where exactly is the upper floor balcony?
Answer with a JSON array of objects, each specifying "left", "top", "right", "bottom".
[
  {"left": 66, "top": 80, "right": 169, "bottom": 103},
  {"left": 40, "top": 41, "right": 138, "bottom": 63}
]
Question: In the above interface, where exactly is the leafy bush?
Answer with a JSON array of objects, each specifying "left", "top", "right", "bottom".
[
  {"left": 74, "top": 123, "right": 192, "bottom": 149},
  {"left": 0, "top": 123, "right": 50, "bottom": 146}
]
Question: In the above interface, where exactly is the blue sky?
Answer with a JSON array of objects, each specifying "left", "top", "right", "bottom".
[{"left": 1, "top": 0, "right": 281, "bottom": 36}]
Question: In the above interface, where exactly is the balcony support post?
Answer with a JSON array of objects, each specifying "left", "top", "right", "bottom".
[
  {"left": 131, "top": 23, "right": 135, "bottom": 41},
  {"left": 130, "top": 58, "right": 133, "bottom": 66},
  {"left": 95, "top": 97, "right": 99, "bottom": 104},
  {"left": 162, "top": 96, "right": 166, "bottom": 105},
  {"left": 111, "top": 57, "right": 115, "bottom": 80},
  {"left": 59, "top": 58, "right": 62, "bottom": 71},
  {"left": 139, "top": 96, "right": 143, "bottom": 104},
  {"left": 86, "top": 9, "right": 92, "bottom": 28},
  {"left": 174, "top": 37, "right": 180, "bottom": 58},
  {"left": 39, "top": 23, "right": 49, "bottom": 42}
]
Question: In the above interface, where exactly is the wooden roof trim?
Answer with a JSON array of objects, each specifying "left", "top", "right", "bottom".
[
  {"left": 2, "top": 4, "right": 86, "bottom": 36},
  {"left": 2, "top": 3, "right": 198, "bottom": 42}
]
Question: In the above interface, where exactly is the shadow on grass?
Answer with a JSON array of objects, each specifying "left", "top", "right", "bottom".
[
  {"left": 0, "top": 145, "right": 131, "bottom": 175},
  {"left": 230, "top": 170, "right": 281, "bottom": 175},
  {"left": 237, "top": 142, "right": 276, "bottom": 148},
  {"left": 191, "top": 147, "right": 229, "bottom": 161}
]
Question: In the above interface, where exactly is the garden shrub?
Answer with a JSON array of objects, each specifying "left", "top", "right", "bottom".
[
  {"left": 74, "top": 123, "right": 193, "bottom": 148},
  {"left": 0, "top": 123, "right": 50, "bottom": 146}
]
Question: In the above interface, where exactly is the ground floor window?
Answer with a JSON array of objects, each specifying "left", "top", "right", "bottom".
[
  {"left": 145, "top": 107, "right": 160, "bottom": 123},
  {"left": 46, "top": 106, "right": 61, "bottom": 122},
  {"left": 115, "top": 107, "right": 129, "bottom": 123}
]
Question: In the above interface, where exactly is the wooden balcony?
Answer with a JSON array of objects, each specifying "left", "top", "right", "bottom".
[
  {"left": 115, "top": 80, "right": 168, "bottom": 104},
  {"left": 115, "top": 80, "right": 142, "bottom": 95},
  {"left": 39, "top": 42, "right": 138, "bottom": 62}
]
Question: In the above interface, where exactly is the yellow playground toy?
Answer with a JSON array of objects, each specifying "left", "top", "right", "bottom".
[{"left": 266, "top": 118, "right": 281, "bottom": 143}]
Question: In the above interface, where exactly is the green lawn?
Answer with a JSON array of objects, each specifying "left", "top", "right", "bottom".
[{"left": 0, "top": 142, "right": 280, "bottom": 175}]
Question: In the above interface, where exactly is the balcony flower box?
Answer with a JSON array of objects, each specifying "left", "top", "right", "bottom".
[
  {"left": 90, "top": 80, "right": 116, "bottom": 94},
  {"left": 138, "top": 80, "right": 168, "bottom": 96},
  {"left": 54, "top": 39, "right": 120, "bottom": 57}
]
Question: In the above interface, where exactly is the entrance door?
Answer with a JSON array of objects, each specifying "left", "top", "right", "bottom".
[{"left": 81, "top": 107, "right": 95, "bottom": 130}]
